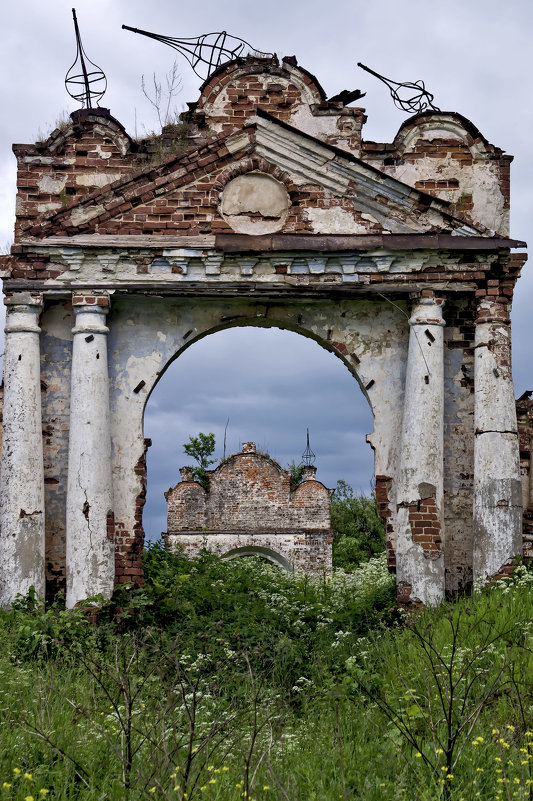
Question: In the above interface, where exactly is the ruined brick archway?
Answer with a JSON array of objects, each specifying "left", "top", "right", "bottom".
[
  {"left": 143, "top": 321, "right": 373, "bottom": 574},
  {"left": 0, "top": 54, "right": 527, "bottom": 608},
  {"left": 222, "top": 546, "right": 294, "bottom": 571}
]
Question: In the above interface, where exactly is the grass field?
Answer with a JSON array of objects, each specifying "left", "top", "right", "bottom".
[{"left": 0, "top": 545, "right": 532, "bottom": 801}]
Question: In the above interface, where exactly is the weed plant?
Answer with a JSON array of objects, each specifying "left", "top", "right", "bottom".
[{"left": 0, "top": 549, "right": 532, "bottom": 800}]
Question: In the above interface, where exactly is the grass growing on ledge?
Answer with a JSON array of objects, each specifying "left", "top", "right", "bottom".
[{"left": 0, "top": 550, "right": 532, "bottom": 800}]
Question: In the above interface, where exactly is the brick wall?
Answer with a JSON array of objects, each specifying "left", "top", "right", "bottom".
[{"left": 165, "top": 443, "right": 333, "bottom": 572}]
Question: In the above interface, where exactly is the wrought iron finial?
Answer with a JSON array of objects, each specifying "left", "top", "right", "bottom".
[
  {"left": 65, "top": 8, "right": 107, "bottom": 108},
  {"left": 357, "top": 62, "right": 440, "bottom": 114},
  {"left": 302, "top": 429, "right": 316, "bottom": 467},
  {"left": 122, "top": 25, "right": 274, "bottom": 81}
]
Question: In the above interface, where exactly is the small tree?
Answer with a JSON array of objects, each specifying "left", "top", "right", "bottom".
[
  {"left": 287, "top": 461, "right": 305, "bottom": 489},
  {"left": 183, "top": 433, "right": 216, "bottom": 490},
  {"left": 331, "top": 480, "right": 385, "bottom": 569}
]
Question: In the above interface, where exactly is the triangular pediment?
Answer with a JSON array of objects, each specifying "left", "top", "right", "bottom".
[{"left": 25, "top": 111, "right": 485, "bottom": 241}]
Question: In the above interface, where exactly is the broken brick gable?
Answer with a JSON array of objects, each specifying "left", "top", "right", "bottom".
[{"left": 19, "top": 113, "right": 486, "bottom": 243}]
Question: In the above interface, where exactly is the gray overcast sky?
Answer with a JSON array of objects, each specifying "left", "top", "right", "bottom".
[{"left": 1, "top": 0, "right": 532, "bottom": 537}]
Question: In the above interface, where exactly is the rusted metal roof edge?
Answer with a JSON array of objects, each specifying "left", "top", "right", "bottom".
[{"left": 215, "top": 233, "right": 527, "bottom": 252}]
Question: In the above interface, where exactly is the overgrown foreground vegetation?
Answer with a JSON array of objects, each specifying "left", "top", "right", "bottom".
[{"left": 1, "top": 548, "right": 533, "bottom": 801}]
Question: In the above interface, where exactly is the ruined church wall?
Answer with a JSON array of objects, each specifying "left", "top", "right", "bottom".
[
  {"left": 166, "top": 482, "right": 207, "bottom": 531},
  {"left": 171, "top": 531, "right": 334, "bottom": 572},
  {"left": 103, "top": 294, "right": 406, "bottom": 587},
  {"left": 35, "top": 286, "right": 484, "bottom": 597},
  {"left": 206, "top": 456, "right": 292, "bottom": 531},
  {"left": 363, "top": 115, "right": 511, "bottom": 237},
  {"left": 35, "top": 291, "right": 407, "bottom": 593}
]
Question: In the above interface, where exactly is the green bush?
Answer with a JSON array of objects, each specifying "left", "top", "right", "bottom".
[{"left": 331, "top": 480, "right": 385, "bottom": 569}]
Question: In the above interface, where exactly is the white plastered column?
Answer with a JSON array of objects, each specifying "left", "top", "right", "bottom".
[
  {"left": 395, "top": 296, "right": 445, "bottom": 605},
  {"left": 473, "top": 298, "right": 522, "bottom": 581},
  {"left": 66, "top": 297, "right": 114, "bottom": 608},
  {"left": 0, "top": 294, "right": 45, "bottom": 606}
]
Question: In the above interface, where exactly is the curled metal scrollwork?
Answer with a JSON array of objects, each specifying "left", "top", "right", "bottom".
[
  {"left": 122, "top": 25, "right": 273, "bottom": 81},
  {"left": 65, "top": 8, "right": 107, "bottom": 108},
  {"left": 358, "top": 62, "right": 440, "bottom": 114}
]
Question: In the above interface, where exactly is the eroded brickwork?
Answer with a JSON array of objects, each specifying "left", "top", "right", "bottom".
[
  {"left": 0, "top": 53, "right": 527, "bottom": 606},
  {"left": 165, "top": 443, "right": 333, "bottom": 571},
  {"left": 516, "top": 394, "right": 533, "bottom": 562},
  {"left": 114, "top": 438, "right": 150, "bottom": 586}
]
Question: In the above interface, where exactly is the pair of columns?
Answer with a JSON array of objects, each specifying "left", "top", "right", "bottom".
[
  {"left": 395, "top": 294, "right": 522, "bottom": 605},
  {"left": 0, "top": 293, "right": 114, "bottom": 608}
]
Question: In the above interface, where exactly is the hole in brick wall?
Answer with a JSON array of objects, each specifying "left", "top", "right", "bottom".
[{"left": 143, "top": 326, "right": 374, "bottom": 542}]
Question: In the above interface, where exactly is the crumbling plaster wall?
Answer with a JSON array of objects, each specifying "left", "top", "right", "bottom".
[{"left": 363, "top": 115, "right": 511, "bottom": 236}]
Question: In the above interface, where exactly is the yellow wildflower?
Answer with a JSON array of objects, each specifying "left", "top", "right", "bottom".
[
  {"left": 436, "top": 748, "right": 444, "bottom": 754},
  {"left": 2, "top": 783, "right": 12, "bottom": 789},
  {"left": 24, "top": 774, "right": 33, "bottom": 781},
  {"left": 149, "top": 788, "right": 156, "bottom": 794},
  {"left": 208, "top": 779, "right": 216, "bottom": 785},
  {"left": 414, "top": 752, "right": 422, "bottom": 759},
  {"left": 24, "top": 796, "right": 34, "bottom": 801},
  {"left": 446, "top": 774, "right": 454, "bottom": 780},
  {"left": 263, "top": 787, "right": 270, "bottom": 791},
  {"left": 222, "top": 767, "right": 229, "bottom": 772},
  {"left": 507, "top": 724, "right": 515, "bottom": 731},
  {"left": 13, "top": 769, "right": 21, "bottom": 776}
]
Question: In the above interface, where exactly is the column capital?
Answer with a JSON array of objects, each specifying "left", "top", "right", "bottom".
[
  {"left": 4, "top": 294, "right": 43, "bottom": 334},
  {"left": 71, "top": 295, "right": 109, "bottom": 336},
  {"left": 4, "top": 291, "right": 43, "bottom": 309},
  {"left": 72, "top": 291, "right": 111, "bottom": 309},
  {"left": 475, "top": 296, "right": 510, "bottom": 326},
  {"left": 408, "top": 296, "right": 445, "bottom": 327}
]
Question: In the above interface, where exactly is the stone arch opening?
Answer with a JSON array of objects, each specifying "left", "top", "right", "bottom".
[
  {"left": 222, "top": 546, "right": 294, "bottom": 571},
  {"left": 141, "top": 320, "right": 376, "bottom": 547},
  {"left": 143, "top": 313, "right": 373, "bottom": 411}
]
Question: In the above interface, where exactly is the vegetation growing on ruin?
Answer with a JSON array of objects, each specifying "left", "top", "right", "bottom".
[
  {"left": 0, "top": 550, "right": 532, "bottom": 801},
  {"left": 331, "top": 480, "right": 385, "bottom": 568}
]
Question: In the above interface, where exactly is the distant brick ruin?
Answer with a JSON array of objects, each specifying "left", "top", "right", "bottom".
[
  {"left": 164, "top": 442, "right": 334, "bottom": 571},
  {"left": 0, "top": 51, "right": 528, "bottom": 607}
]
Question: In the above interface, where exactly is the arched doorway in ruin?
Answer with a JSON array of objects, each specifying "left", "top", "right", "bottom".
[
  {"left": 222, "top": 546, "right": 294, "bottom": 572},
  {"left": 141, "top": 322, "right": 376, "bottom": 571}
]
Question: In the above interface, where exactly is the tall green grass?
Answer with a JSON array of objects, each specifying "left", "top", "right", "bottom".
[{"left": 0, "top": 549, "right": 531, "bottom": 800}]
